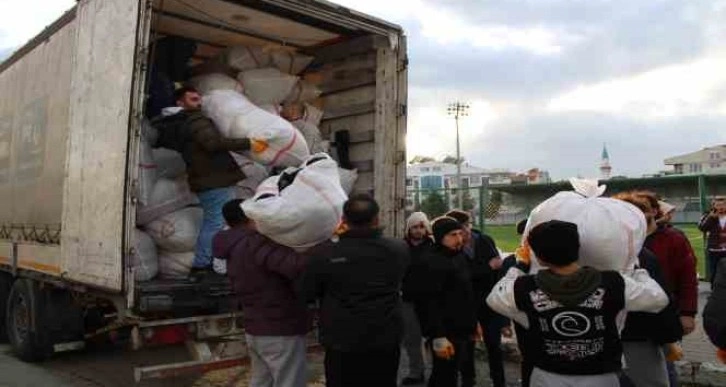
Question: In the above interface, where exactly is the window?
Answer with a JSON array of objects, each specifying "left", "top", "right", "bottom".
[
  {"left": 689, "top": 163, "right": 703, "bottom": 173},
  {"left": 470, "top": 176, "right": 482, "bottom": 186},
  {"left": 406, "top": 178, "right": 412, "bottom": 187},
  {"left": 421, "top": 175, "right": 443, "bottom": 190},
  {"left": 711, "top": 152, "right": 721, "bottom": 160},
  {"left": 413, "top": 179, "right": 420, "bottom": 189},
  {"left": 406, "top": 199, "right": 413, "bottom": 207},
  {"left": 421, "top": 167, "right": 430, "bottom": 172},
  {"left": 432, "top": 167, "right": 442, "bottom": 172},
  {"left": 461, "top": 177, "right": 470, "bottom": 188},
  {"left": 711, "top": 163, "right": 722, "bottom": 169}
]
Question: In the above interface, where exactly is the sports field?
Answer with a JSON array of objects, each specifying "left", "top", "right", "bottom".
[{"left": 485, "top": 223, "right": 707, "bottom": 279}]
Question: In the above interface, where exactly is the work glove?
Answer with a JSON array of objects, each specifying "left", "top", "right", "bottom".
[
  {"left": 665, "top": 343, "right": 683, "bottom": 362},
  {"left": 432, "top": 338, "right": 455, "bottom": 360},
  {"left": 250, "top": 139, "right": 269, "bottom": 153},
  {"left": 514, "top": 242, "right": 531, "bottom": 273}
]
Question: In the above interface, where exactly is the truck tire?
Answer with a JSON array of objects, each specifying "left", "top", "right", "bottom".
[
  {"left": 0, "top": 273, "right": 12, "bottom": 342},
  {"left": 6, "top": 279, "right": 52, "bottom": 362}
]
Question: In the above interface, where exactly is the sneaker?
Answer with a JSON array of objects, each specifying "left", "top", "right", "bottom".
[{"left": 401, "top": 375, "right": 425, "bottom": 385}]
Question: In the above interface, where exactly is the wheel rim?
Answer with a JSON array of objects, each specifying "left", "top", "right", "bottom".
[{"left": 11, "top": 292, "right": 30, "bottom": 344}]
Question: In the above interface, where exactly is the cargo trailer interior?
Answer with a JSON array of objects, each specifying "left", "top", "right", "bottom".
[
  {"left": 131, "top": 0, "right": 408, "bottom": 317},
  {"left": 0, "top": 0, "right": 406, "bottom": 368}
]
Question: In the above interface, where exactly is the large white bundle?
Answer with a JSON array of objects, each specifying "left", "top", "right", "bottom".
[
  {"left": 242, "top": 153, "right": 348, "bottom": 251},
  {"left": 524, "top": 179, "right": 647, "bottom": 273},
  {"left": 136, "top": 177, "right": 199, "bottom": 225},
  {"left": 284, "top": 81, "right": 321, "bottom": 104},
  {"left": 153, "top": 148, "right": 186, "bottom": 179},
  {"left": 188, "top": 73, "right": 242, "bottom": 95},
  {"left": 158, "top": 251, "right": 195, "bottom": 279},
  {"left": 145, "top": 207, "right": 203, "bottom": 252},
  {"left": 202, "top": 89, "right": 310, "bottom": 167},
  {"left": 239, "top": 68, "right": 298, "bottom": 106},
  {"left": 132, "top": 229, "right": 158, "bottom": 281},
  {"left": 139, "top": 138, "right": 158, "bottom": 207},
  {"left": 223, "top": 46, "right": 313, "bottom": 75},
  {"left": 338, "top": 168, "right": 358, "bottom": 194}
]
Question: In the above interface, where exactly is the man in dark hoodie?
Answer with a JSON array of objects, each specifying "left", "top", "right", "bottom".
[
  {"left": 417, "top": 216, "right": 477, "bottom": 387},
  {"left": 212, "top": 200, "right": 309, "bottom": 387},
  {"left": 445, "top": 210, "right": 508, "bottom": 387},
  {"left": 154, "top": 87, "right": 268, "bottom": 277},
  {"left": 487, "top": 220, "right": 669, "bottom": 387},
  {"left": 300, "top": 194, "right": 409, "bottom": 387},
  {"left": 400, "top": 211, "right": 434, "bottom": 385}
]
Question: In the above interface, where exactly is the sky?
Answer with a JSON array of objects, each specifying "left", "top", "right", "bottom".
[{"left": 2, "top": 0, "right": 726, "bottom": 179}]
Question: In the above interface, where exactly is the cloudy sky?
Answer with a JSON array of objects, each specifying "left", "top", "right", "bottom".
[{"left": 2, "top": 0, "right": 726, "bottom": 179}]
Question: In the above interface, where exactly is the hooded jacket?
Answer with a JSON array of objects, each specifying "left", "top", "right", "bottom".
[
  {"left": 154, "top": 109, "right": 249, "bottom": 193},
  {"left": 212, "top": 226, "right": 310, "bottom": 336}
]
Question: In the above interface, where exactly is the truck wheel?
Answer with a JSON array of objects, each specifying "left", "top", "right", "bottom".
[
  {"left": 6, "top": 279, "right": 52, "bottom": 362},
  {"left": 0, "top": 273, "right": 12, "bottom": 342}
]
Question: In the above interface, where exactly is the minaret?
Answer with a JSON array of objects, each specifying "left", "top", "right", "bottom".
[{"left": 600, "top": 144, "right": 612, "bottom": 180}]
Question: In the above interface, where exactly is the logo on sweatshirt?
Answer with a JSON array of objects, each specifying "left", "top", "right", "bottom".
[{"left": 551, "top": 311, "right": 591, "bottom": 337}]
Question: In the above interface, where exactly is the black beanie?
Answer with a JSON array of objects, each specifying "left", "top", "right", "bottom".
[
  {"left": 527, "top": 220, "right": 580, "bottom": 266},
  {"left": 432, "top": 217, "right": 463, "bottom": 244}
]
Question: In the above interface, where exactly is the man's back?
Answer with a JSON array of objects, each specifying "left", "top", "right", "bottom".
[{"left": 301, "top": 228, "right": 409, "bottom": 351}]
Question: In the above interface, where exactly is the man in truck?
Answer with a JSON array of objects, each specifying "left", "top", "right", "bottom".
[{"left": 153, "top": 86, "right": 268, "bottom": 278}]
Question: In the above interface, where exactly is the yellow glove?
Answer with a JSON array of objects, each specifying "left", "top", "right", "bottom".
[
  {"left": 718, "top": 348, "right": 726, "bottom": 364},
  {"left": 665, "top": 343, "right": 683, "bottom": 362},
  {"left": 250, "top": 139, "right": 269, "bottom": 153},
  {"left": 433, "top": 338, "right": 455, "bottom": 360}
]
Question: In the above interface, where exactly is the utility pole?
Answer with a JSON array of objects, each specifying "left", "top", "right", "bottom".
[{"left": 447, "top": 102, "right": 469, "bottom": 210}]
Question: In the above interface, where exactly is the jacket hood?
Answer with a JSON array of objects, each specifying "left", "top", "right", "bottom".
[
  {"left": 213, "top": 227, "right": 250, "bottom": 260},
  {"left": 535, "top": 267, "right": 602, "bottom": 307},
  {"left": 161, "top": 106, "right": 184, "bottom": 117}
]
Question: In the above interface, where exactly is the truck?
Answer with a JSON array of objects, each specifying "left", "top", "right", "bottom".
[{"left": 0, "top": 0, "right": 406, "bottom": 380}]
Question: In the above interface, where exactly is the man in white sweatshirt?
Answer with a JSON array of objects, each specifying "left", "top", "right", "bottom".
[{"left": 487, "top": 220, "right": 669, "bottom": 387}]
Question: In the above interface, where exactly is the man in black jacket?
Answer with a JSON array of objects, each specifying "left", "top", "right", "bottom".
[
  {"left": 446, "top": 210, "right": 508, "bottom": 387},
  {"left": 154, "top": 86, "right": 267, "bottom": 277},
  {"left": 300, "top": 194, "right": 409, "bottom": 387},
  {"left": 417, "top": 216, "right": 477, "bottom": 387}
]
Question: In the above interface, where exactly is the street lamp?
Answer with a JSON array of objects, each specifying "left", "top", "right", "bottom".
[{"left": 447, "top": 102, "right": 470, "bottom": 210}]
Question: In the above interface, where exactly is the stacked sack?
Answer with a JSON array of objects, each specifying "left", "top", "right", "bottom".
[
  {"left": 133, "top": 120, "right": 200, "bottom": 280},
  {"left": 521, "top": 178, "right": 647, "bottom": 273}
]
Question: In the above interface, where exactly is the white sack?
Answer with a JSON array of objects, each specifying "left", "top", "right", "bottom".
[
  {"left": 145, "top": 207, "right": 203, "bottom": 252},
  {"left": 284, "top": 81, "right": 321, "bottom": 104},
  {"left": 303, "top": 104, "right": 324, "bottom": 127},
  {"left": 202, "top": 89, "right": 310, "bottom": 167},
  {"left": 242, "top": 153, "right": 348, "bottom": 251},
  {"left": 137, "top": 177, "right": 199, "bottom": 225},
  {"left": 153, "top": 148, "right": 186, "bottom": 179},
  {"left": 189, "top": 73, "right": 242, "bottom": 95},
  {"left": 524, "top": 178, "right": 647, "bottom": 273},
  {"left": 223, "top": 46, "right": 313, "bottom": 75},
  {"left": 139, "top": 138, "right": 158, "bottom": 207},
  {"left": 232, "top": 153, "right": 269, "bottom": 200},
  {"left": 158, "top": 251, "right": 195, "bottom": 279},
  {"left": 338, "top": 168, "right": 358, "bottom": 194},
  {"left": 239, "top": 68, "right": 298, "bottom": 106},
  {"left": 132, "top": 229, "right": 158, "bottom": 281}
]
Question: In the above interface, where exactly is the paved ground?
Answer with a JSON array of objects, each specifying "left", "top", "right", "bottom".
[{"left": 0, "top": 281, "right": 723, "bottom": 386}]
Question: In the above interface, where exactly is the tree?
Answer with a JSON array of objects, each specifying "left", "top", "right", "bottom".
[
  {"left": 485, "top": 190, "right": 503, "bottom": 219},
  {"left": 440, "top": 155, "right": 465, "bottom": 165},
  {"left": 451, "top": 189, "right": 476, "bottom": 212},
  {"left": 420, "top": 190, "right": 448, "bottom": 219},
  {"left": 409, "top": 155, "right": 436, "bottom": 164}
]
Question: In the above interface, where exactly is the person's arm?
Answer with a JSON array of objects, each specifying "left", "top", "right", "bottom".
[
  {"left": 421, "top": 261, "right": 449, "bottom": 338},
  {"left": 623, "top": 269, "right": 669, "bottom": 313},
  {"left": 675, "top": 236, "right": 699, "bottom": 317},
  {"left": 190, "top": 116, "right": 252, "bottom": 152},
  {"left": 699, "top": 213, "right": 717, "bottom": 233},
  {"left": 486, "top": 267, "right": 529, "bottom": 328}
]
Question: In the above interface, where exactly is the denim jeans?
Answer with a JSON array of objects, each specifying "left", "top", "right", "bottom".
[{"left": 193, "top": 186, "right": 235, "bottom": 268}]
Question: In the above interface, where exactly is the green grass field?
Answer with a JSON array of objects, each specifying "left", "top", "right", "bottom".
[{"left": 485, "top": 223, "right": 707, "bottom": 279}]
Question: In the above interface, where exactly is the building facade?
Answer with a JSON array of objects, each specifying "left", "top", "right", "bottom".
[{"left": 664, "top": 145, "right": 726, "bottom": 175}]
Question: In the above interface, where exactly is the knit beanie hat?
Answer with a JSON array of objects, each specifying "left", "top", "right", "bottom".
[
  {"left": 432, "top": 216, "right": 463, "bottom": 244},
  {"left": 406, "top": 212, "right": 432, "bottom": 235}
]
